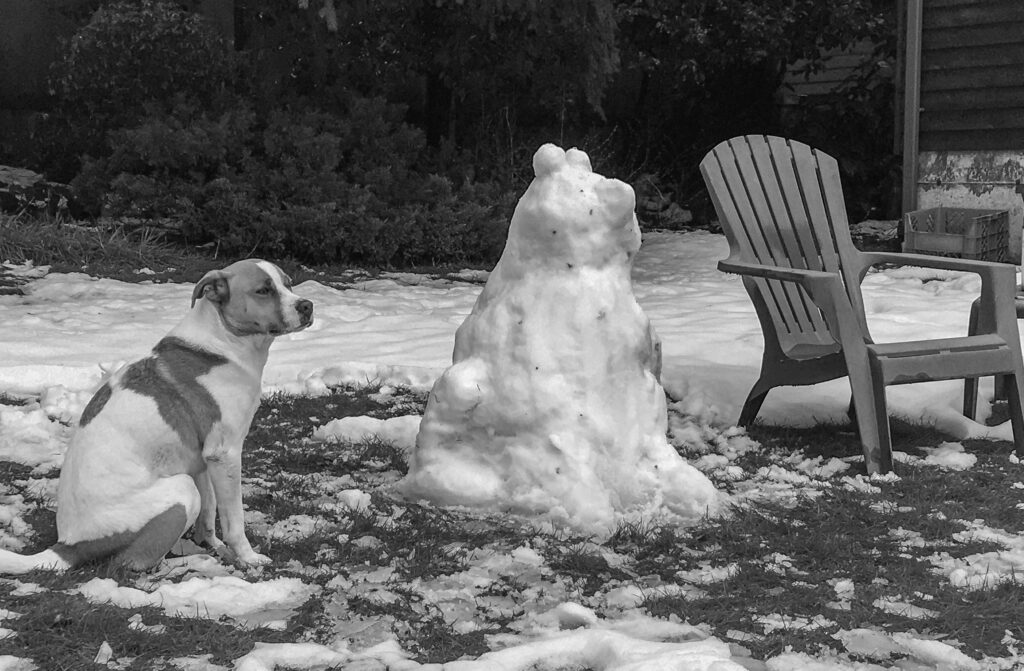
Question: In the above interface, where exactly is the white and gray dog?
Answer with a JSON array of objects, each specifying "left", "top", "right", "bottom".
[{"left": 0, "top": 260, "right": 312, "bottom": 573}]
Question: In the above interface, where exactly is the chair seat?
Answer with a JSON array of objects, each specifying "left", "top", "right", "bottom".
[
  {"left": 870, "top": 333, "right": 1007, "bottom": 358},
  {"left": 871, "top": 334, "right": 1013, "bottom": 385}
]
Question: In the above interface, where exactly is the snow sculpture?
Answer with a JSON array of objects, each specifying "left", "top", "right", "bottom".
[{"left": 401, "top": 144, "right": 720, "bottom": 533}]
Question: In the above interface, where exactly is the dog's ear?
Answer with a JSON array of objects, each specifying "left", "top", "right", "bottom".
[{"left": 191, "top": 270, "right": 231, "bottom": 307}]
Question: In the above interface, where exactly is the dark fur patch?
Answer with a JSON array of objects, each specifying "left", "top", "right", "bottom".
[
  {"left": 52, "top": 528, "right": 134, "bottom": 566},
  {"left": 79, "top": 383, "right": 112, "bottom": 427},
  {"left": 52, "top": 503, "right": 189, "bottom": 569},
  {"left": 116, "top": 503, "right": 190, "bottom": 569},
  {"left": 121, "top": 337, "right": 228, "bottom": 452}
]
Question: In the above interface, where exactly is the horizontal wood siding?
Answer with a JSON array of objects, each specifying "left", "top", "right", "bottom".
[
  {"left": 781, "top": 42, "right": 875, "bottom": 101},
  {"left": 919, "top": 0, "right": 1024, "bottom": 150}
]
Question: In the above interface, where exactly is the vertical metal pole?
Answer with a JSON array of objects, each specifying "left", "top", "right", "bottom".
[{"left": 902, "top": 0, "right": 923, "bottom": 215}]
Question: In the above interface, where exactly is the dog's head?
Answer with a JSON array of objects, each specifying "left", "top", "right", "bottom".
[{"left": 191, "top": 260, "right": 314, "bottom": 336}]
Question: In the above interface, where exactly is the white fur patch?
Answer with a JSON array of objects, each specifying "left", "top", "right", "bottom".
[{"left": 255, "top": 261, "right": 305, "bottom": 331}]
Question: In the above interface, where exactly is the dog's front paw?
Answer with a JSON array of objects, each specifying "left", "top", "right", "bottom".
[
  {"left": 211, "top": 542, "right": 237, "bottom": 564},
  {"left": 234, "top": 549, "right": 271, "bottom": 568},
  {"left": 193, "top": 528, "right": 225, "bottom": 551}
]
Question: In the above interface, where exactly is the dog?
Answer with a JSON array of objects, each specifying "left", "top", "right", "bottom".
[{"left": 0, "top": 260, "right": 313, "bottom": 573}]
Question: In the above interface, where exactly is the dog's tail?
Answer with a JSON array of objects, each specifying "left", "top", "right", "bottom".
[{"left": 0, "top": 547, "right": 72, "bottom": 575}]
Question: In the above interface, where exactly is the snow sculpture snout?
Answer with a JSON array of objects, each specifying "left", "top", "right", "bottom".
[
  {"left": 401, "top": 143, "right": 721, "bottom": 534},
  {"left": 513, "top": 145, "right": 641, "bottom": 270}
]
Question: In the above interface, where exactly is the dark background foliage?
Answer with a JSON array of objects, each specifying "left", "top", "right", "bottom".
[{"left": 0, "top": 0, "right": 896, "bottom": 267}]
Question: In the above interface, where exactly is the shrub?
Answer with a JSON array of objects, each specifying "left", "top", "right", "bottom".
[
  {"left": 74, "top": 98, "right": 513, "bottom": 267},
  {"left": 53, "top": 0, "right": 235, "bottom": 127},
  {"left": 72, "top": 102, "right": 255, "bottom": 216},
  {"left": 46, "top": 0, "right": 237, "bottom": 179}
]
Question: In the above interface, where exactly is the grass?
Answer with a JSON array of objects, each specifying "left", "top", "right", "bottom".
[
  {"left": 4, "top": 580, "right": 291, "bottom": 669},
  {"left": 0, "top": 212, "right": 492, "bottom": 289},
  {"left": 0, "top": 213, "right": 215, "bottom": 281},
  {"left": 4, "top": 385, "right": 1024, "bottom": 668}
]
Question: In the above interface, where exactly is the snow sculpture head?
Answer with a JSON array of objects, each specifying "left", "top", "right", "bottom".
[
  {"left": 505, "top": 144, "right": 642, "bottom": 270},
  {"left": 400, "top": 144, "right": 720, "bottom": 534}
]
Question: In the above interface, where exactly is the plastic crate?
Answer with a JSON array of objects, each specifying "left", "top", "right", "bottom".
[{"left": 902, "top": 207, "right": 1010, "bottom": 262}]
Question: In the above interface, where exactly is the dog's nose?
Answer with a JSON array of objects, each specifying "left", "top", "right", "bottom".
[{"left": 296, "top": 299, "right": 313, "bottom": 324}]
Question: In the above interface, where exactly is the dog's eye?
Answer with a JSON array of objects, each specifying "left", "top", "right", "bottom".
[{"left": 255, "top": 286, "right": 274, "bottom": 296}]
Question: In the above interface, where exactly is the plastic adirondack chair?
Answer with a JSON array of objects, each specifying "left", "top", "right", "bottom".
[{"left": 699, "top": 135, "right": 1024, "bottom": 474}]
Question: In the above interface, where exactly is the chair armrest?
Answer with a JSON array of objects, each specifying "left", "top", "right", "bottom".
[
  {"left": 717, "top": 259, "right": 839, "bottom": 285},
  {"left": 858, "top": 250, "right": 1016, "bottom": 281},
  {"left": 858, "top": 251, "right": 1020, "bottom": 338}
]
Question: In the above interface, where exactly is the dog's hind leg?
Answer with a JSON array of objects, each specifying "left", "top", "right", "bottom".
[
  {"left": 44, "top": 474, "right": 202, "bottom": 572},
  {"left": 115, "top": 474, "right": 202, "bottom": 570}
]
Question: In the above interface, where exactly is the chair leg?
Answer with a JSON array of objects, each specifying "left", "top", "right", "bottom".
[
  {"left": 738, "top": 388, "right": 769, "bottom": 427},
  {"left": 1005, "top": 372, "right": 1024, "bottom": 460},
  {"left": 963, "top": 376, "right": 979, "bottom": 421},
  {"left": 964, "top": 299, "right": 982, "bottom": 419},
  {"left": 869, "top": 371, "right": 894, "bottom": 474},
  {"left": 995, "top": 374, "right": 1009, "bottom": 402},
  {"left": 847, "top": 363, "right": 893, "bottom": 475}
]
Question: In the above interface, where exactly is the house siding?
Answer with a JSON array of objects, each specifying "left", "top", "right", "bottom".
[{"left": 919, "top": 0, "right": 1024, "bottom": 151}]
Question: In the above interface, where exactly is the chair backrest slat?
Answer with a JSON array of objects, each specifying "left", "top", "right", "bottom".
[
  {"left": 759, "top": 137, "right": 826, "bottom": 274},
  {"left": 813, "top": 146, "right": 869, "bottom": 322},
  {"left": 701, "top": 141, "right": 803, "bottom": 338},
  {"left": 745, "top": 136, "right": 813, "bottom": 270},
  {"left": 701, "top": 135, "right": 868, "bottom": 351},
  {"left": 739, "top": 137, "right": 835, "bottom": 339},
  {"left": 721, "top": 139, "right": 828, "bottom": 337},
  {"left": 790, "top": 142, "right": 848, "bottom": 276}
]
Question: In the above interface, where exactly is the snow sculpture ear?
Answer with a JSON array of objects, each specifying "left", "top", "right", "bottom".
[
  {"left": 565, "top": 147, "right": 592, "bottom": 172},
  {"left": 533, "top": 143, "right": 566, "bottom": 177},
  {"left": 595, "top": 178, "right": 637, "bottom": 222}
]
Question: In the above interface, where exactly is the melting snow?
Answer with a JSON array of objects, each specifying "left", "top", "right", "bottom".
[{"left": 3, "top": 225, "right": 1024, "bottom": 669}]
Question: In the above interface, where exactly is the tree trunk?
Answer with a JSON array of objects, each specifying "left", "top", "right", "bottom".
[{"left": 425, "top": 71, "right": 452, "bottom": 147}]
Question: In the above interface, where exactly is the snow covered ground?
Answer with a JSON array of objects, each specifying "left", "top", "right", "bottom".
[
  {"left": 2, "top": 230, "right": 1023, "bottom": 670},
  {"left": 1, "top": 231, "right": 1012, "bottom": 439}
]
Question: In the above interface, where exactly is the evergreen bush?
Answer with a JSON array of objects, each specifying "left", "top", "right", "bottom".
[
  {"left": 37, "top": 0, "right": 236, "bottom": 182},
  {"left": 74, "top": 99, "right": 512, "bottom": 267},
  {"left": 52, "top": 0, "right": 235, "bottom": 129}
]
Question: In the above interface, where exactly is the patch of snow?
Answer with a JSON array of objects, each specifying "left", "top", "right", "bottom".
[
  {"left": 918, "top": 441, "right": 977, "bottom": 471},
  {"left": 264, "top": 514, "right": 324, "bottom": 542},
  {"left": 756, "top": 613, "right": 835, "bottom": 634},
  {"left": 73, "top": 574, "right": 318, "bottom": 630},
  {"left": 835, "top": 628, "right": 980, "bottom": 670},
  {"left": 930, "top": 520, "right": 1024, "bottom": 589},
  {"left": 312, "top": 415, "right": 420, "bottom": 454},
  {"left": 0, "top": 402, "right": 68, "bottom": 473},
  {"left": 0, "top": 656, "right": 38, "bottom": 671},
  {"left": 871, "top": 597, "right": 938, "bottom": 620},
  {"left": 675, "top": 562, "right": 739, "bottom": 585},
  {"left": 1, "top": 260, "right": 49, "bottom": 278},
  {"left": 0, "top": 489, "right": 33, "bottom": 552}
]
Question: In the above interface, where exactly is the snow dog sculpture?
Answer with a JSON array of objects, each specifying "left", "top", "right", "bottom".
[{"left": 401, "top": 144, "right": 720, "bottom": 533}]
